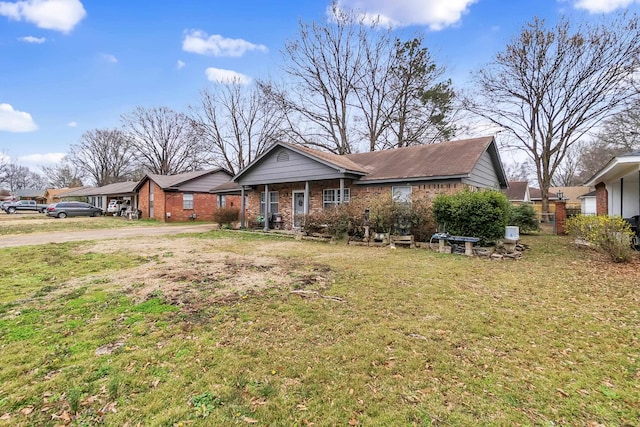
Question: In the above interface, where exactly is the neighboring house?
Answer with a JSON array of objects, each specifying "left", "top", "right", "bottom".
[
  {"left": 44, "top": 187, "right": 82, "bottom": 204},
  {"left": 227, "top": 136, "right": 508, "bottom": 230},
  {"left": 584, "top": 150, "right": 640, "bottom": 218},
  {"left": 505, "top": 181, "right": 531, "bottom": 205},
  {"left": 135, "top": 169, "right": 237, "bottom": 222},
  {"left": 13, "top": 189, "right": 46, "bottom": 204},
  {"left": 578, "top": 191, "right": 597, "bottom": 215},
  {"left": 61, "top": 182, "right": 138, "bottom": 211},
  {"left": 549, "top": 186, "right": 592, "bottom": 210}
]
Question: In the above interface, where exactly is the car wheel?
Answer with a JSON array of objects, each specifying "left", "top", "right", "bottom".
[
  {"left": 93, "top": 211, "right": 102, "bottom": 217},
  {"left": 57, "top": 212, "right": 67, "bottom": 219},
  {"left": 7, "top": 207, "right": 15, "bottom": 214}
]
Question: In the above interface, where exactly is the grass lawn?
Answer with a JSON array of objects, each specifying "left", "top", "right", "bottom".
[
  {"left": 0, "top": 214, "right": 164, "bottom": 236},
  {"left": 0, "top": 231, "right": 638, "bottom": 426}
]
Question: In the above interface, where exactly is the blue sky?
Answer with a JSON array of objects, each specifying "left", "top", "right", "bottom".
[{"left": 1, "top": 0, "right": 639, "bottom": 171}]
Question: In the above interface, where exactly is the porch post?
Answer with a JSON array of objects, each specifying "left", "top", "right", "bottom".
[
  {"left": 304, "top": 181, "right": 310, "bottom": 215},
  {"left": 620, "top": 177, "right": 624, "bottom": 216},
  {"left": 240, "top": 187, "right": 246, "bottom": 229},
  {"left": 263, "top": 184, "right": 270, "bottom": 232},
  {"left": 339, "top": 178, "right": 345, "bottom": 205}
]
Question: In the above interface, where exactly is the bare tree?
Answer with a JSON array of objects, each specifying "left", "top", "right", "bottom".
[
  {"left": 464, "top": 13, "right": 640, "bottom": 214},
  {"left": 41, "top": 157, "right": 84, "bottom": 188},
  {"left": 504, "top": 160, "right": 535, "bottom": 183},
  {"left": 68, "top": 129, "right": 136, "bottom": 186},
  {"left": 0, "top": 151, "right": 9, "bottom": 189},
  {"left": 121, "top": 106, "right": 205, "bottom": 175},
  {"left": 574, "top": 105, "right": 640, "bottom": 183},
  {"left": 190, "top": 82, "right": 286, "bottom": 175},
  {"left": 278, "top": 6, "right": 365, "bottom": 154},
  {"left": 2, "top": 163, "right": 46, "bottom": 191}
]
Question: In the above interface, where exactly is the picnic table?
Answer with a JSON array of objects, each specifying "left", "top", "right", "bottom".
[{"left": 431, "top": 233, "right": 480, "bottom": 256}]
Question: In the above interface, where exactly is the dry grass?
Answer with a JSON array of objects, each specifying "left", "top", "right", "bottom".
[{"left": 0, "top": 230, "right": 638, "bottom": 426}]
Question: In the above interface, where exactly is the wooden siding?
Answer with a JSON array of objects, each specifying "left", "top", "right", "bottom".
[
  {"left": 464, "top": 151, "right": 501, "bottom": 189},
  {"left": 178, "top": 171, "right": 232, "bottom": 193},
  {"left": 238, "top": 147, "right": 345, "bottom": 186}
]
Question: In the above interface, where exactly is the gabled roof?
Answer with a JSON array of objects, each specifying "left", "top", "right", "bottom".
[
  {"left": 549, "top": 186, "right": 593, "bottom": 202},
  {"left": 529, "top": 188, "right": 559, "bottom": 201},
  {"left": 14, "top": 188, "right": 46, "bottom": 198},
  {"left": 210, "top": 181, "right": 242, "bottom": 194},
  {"left": 233, "top": 142, "right": 368, "bottom": 182},
  {"left": 505, "top": 181, "right": 529, "bottom": 201},
  {"left": 61, "top": 182, "right": 137, "bottom": 197},
  {"left": 134, "top": 168, "right": 231, "bottom": 192},
  {"left": 234, "top": 136, "right": 507, "bottom": 188},
  {"left": 345, "top": 136, "right": 506, "bottom": 186},
  {"left": 584, "top": 150, "right": 640, "bottom": 186}
]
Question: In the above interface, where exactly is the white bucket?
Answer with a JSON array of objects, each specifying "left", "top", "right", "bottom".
[{"left": 505, "top": 226, "right": 520, "bottom": 240}]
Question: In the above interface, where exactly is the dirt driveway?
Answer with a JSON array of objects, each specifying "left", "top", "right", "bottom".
[{"left": 0, "top": 223, "right": 216, "bottom": 248}]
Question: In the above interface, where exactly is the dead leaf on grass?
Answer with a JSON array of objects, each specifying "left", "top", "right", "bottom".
[
  {"left": 0, "top": 413, "right": 11, "bottom": 421},
  {"left": 19, "top": 406, "right": 34, "bottom": 415},
  {"left": 242, "top": 416, "right": 258, "bottom": 423}
]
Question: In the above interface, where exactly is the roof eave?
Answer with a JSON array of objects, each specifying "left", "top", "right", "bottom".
[{"left": 355, "top": 174, "right": 469, "bottom": 185}]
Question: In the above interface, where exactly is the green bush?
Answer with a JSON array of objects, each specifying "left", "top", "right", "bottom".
[
  {"left": 566, "top": 215, "right": 634, "bottom": 263},
  {"left": 213, "top": 207, "right": 239, "bottom": 228},
  {"left": 509, "top": 203, "right": 540, "bottom": 233},
  {"left": 432, "top": 189, "right": 510, "bottom": 245}
]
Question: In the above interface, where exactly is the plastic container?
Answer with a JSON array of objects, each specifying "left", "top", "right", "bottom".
[{"left": 505, "top": 226, "right": 520, "bottom": 240}]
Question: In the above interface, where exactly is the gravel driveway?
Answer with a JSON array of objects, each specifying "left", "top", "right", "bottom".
[{"left": 0, "top": 223, "right": 216, "bottom": 248}]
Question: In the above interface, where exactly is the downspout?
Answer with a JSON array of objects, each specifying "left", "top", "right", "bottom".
[
  {"left": 263, "top": 184, "right": 270, "bottom": 232},
  {"left": 240, "top": 187, "right": 246, "bottom": 228},
  {"left": 339, "top": 178, "right": 345, "bottom": 205}
]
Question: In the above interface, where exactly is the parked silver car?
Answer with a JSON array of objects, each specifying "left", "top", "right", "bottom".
[{"left": 46, "top": 202, "right": 103, "bottom": 218}]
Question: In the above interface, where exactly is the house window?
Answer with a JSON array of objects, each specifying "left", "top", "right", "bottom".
[
  {"left": 217, "top": 195, "right": 226, "bottom": 208},
  {"left": 183, "top": 193, "right": 194, "bottom": 210},
  {"left": 260, "top": 191, "right": 279, "bottom": 215},
  {"left": 392, "top": 185, "right": 412, "bottom": 204},
  {"left": 323, "top": 188, "right": 350, "bottom": 209}
]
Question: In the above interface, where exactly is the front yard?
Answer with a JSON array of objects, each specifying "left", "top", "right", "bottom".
[{"left": 0, "top": 230, "right": 638, "bottom": 426}]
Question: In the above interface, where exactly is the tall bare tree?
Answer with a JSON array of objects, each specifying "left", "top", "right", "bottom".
[
  {"left": 190, "top": 82, "right": 286, "bottom": 175},
  {"left": 2, "top": 163, "right": 46, "bottom": 191},
  {"left": 464, "top": 13, "right": 640, "bottom": 214},
  {"left": 41, "top": 157, "right": 84, "bottom": 188},
  {"left": 68, "top": 128, "right": 136, "bottom": 186},
  {"left": 121, "top": 106, "right": 205, "bottom": 175}
]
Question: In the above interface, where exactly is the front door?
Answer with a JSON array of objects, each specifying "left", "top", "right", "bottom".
[{"left": 293, "top": 191, "right": 305, "bottom": 228}]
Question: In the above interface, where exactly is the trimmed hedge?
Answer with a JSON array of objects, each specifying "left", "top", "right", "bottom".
[
  {"left": 432, "top": 190, "right": 510, "bottom": 245},
  {"left": 509, "top": 203, "right": 540, "bottom": 233}
]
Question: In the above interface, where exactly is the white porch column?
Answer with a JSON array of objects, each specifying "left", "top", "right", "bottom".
[
  {"left": 263, "top": 184, "right": 270, "bottom": 232},
  {"left": 304, "top": 181, "right": 310, "bottom": 215},
  {"left": 339, "top": 178, "right": 345, "bottom": 205},
  {"left": 240, "top": 187, "right": 246, "bottom": 228}
]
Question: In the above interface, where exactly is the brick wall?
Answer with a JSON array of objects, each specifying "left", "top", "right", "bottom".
[
  {"left": 245, "top": 180, "right": 473, "bottom": 230},
  {"left": 138, "top": 180, "right": 150, "bottom": 219},
  {"left": 595, "top": 182, "right": 608, "bottom": 216}
]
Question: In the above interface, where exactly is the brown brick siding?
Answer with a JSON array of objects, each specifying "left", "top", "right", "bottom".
[
  {"left": 555, "top": 200, "right": 567, "bottom": 235},
  {"left": 595, "top": 182, "right": 608, "bottom": 216},
  {"left": 245, "top": 180, "right": 473, "bottom": 230},
  {"left": 137, "top": 178, "right": 241, "bottom": 223}
]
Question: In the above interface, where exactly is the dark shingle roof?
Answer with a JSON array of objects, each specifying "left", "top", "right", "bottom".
[
  {"left": 61, "top": 182, "right": 137, "bottom": 197},
  {"left": 505, "top": 181, "right": 528, "bottom": 201},
  {"left": 344, "top": 136, "right": 496, "bottom": 182},
  {"left": 146, "top": 169, "right": 219, "bottom": 189}
]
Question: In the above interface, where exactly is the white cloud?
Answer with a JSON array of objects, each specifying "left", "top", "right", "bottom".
[
  {"left": 67, "top": 121, "right": 77, "bottom": 127},
  {"left": 572, "top": 0, "right": 638, "bottom": 13},
  {"left": 0, "top": 0, "right": 86, "bottom": 33},
  {"left": 19, "top": 152, "right": 66, "bottom": 165},
  {"left": 177, "top": 60, "right": 186, "bottom": 69},
  {"left": 18, "top": 35, "right": 46, "bottom": 43},
  {"left": 100, "top": 53, "right": 118, "bottom": 63},
  {"left": 205, "top": 67, "right": 252, "bottom": 85},
  {"left": 0, "top": 103, "right": 38, "bottom": 132},
  {"left": 183, "top": 30, "right": 268, "bottom": 57},
  {"left": 332, "top": 0, "right": 478, "bottom": 30}
]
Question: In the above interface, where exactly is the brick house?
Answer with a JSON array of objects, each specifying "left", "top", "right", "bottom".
[
  {"left": 225, "top": 136, "right": 509, "bottom": 230},
  {"left": 135, "top": 169, "right": 238, "bottom": 222}
]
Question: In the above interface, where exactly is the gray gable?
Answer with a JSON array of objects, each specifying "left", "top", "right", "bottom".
[{"left": 237, "top": 146, "right": 355, "bottom": 186}]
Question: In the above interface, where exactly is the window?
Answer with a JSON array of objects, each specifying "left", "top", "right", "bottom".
[
  {"left": 260, "top": 191, "right": 279, "bottom": 215},
  {"left": 323, "top": 188, "right": 350, "bottom": 209},
  {"left": 217, "top": 195, "right": 226, "bottom": 208},
  {"left": 183, "top": 193, "right": 194, "bottom": 210},
  {"left": 392, "top": 185, "right": 412, "bottom": 204}
]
